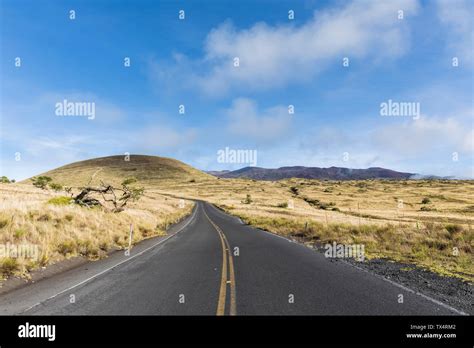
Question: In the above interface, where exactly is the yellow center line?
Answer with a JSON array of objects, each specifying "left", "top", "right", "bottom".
[
  {"left": 222, "top": 232, "right": 237, "bottom": 316},
  {"left": 203, "top": 207, "right": 237, "bottom": 316},
  {"left": 215, "top": 224, "right": 227, "bottom": 316}
]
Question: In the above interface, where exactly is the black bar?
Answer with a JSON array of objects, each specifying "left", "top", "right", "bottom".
[{"left": 0, "top": 315, "right": 471, "bottom": 346}]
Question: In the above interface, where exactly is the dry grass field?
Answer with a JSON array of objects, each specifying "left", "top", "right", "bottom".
[
  {"left": 0, "top": 182, "right": 194, "bottom": 279},
  {"left": 155, "top": 177, "right": 474, "bottom": 281},
  {"left": 1, "top": 155, "right": 472, "bottom": 282}
]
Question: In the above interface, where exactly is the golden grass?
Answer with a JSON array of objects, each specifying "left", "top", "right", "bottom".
[
  {"left": 153, "top": 177, "right": 474, "bottom": 281},
  {"left": 2, "top": 154, "right": 473, "bottom": 282},
  {"left": 0, "top": 183, "right": 194, "bottom": 279}
]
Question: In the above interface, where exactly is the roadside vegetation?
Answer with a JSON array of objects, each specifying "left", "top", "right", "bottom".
[
  {"left": 155, "top": 177, "right": 474, "bottom": 281},
  {"left": 237, "top": 215, "right": 472, "bottom": 280},
  {"left": 0, "top": 180, "right": 193, "bottom": 279},
  {"left": 1, "top": 156, "right": 472, "bottom": 282}
]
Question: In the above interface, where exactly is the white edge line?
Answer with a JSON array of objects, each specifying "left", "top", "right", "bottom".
[
  {"left": 21, "top": 203, "right": 198, "bottom": 314},
  {"left": 207, "top": 203, "right": 468, "bottom": 316}
]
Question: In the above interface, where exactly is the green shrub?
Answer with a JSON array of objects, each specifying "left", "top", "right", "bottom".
[
  {"left": 47, "top": 196, "right": 73, "bottom": 206},
  {"left": 49, "top": 183, "right": 63, "bottom": 191},
  {"left": 32, "top": 176, "right": 52, "bottom": 189},
  {"left": 0, "top": 176, "right": 11, "bottom": 183},
  {"left": 421, "top": 197, "right": 431, "bottom": 204},
  {"left": 277, "top": 202, "right": 288, "bottom": 208}
]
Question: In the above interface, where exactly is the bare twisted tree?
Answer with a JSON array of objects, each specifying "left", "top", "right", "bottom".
[{"left": 73, "top": 177, "right": 143, "bottom": 213}]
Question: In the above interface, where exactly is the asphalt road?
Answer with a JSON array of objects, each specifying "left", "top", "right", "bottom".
[{"left": 0, "top": 201, "right": 463, "bottom": 315}]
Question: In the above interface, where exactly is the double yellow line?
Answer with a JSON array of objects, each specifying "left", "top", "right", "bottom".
[{"left": 203, "top": 208, "right": 236, "bottom": 316}]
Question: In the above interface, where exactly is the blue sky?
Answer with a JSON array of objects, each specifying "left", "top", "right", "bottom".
[{"left": 1, "top": 0, "right": 473, "bottom": 180}]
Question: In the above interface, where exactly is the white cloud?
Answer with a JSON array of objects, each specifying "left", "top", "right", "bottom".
[
  {"left": 372, "top": 114, "right": 473, "bottom": 156},
  {"left": 436, "top": 0, "right": 473, "bottom": 63},
  {"left": 225, "top": 98, "right": 292, "bottom": 143},
  {"left": 193, "top": 0, "right": 419, "bottom": 95}
]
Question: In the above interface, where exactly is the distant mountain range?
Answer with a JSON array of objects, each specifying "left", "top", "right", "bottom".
[
  {"left": 24, "top": 155, "right": 451, "bottom": 185},
  {"left": 206, "top": 166, "right": 416, "bottom": 180}
]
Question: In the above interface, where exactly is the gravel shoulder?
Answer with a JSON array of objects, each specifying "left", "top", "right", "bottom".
[{"left": 305, "top": 241, "right": 473, "bottom": 315}]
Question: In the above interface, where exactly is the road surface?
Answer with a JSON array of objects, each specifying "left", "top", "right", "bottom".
[{"left": 0, "top": 201, "right": 463, "bottom": 315}]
